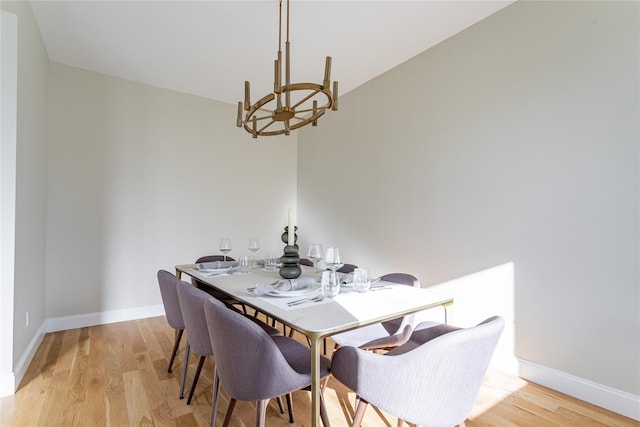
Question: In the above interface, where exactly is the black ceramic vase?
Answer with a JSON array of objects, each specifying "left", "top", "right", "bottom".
[{"left": 279, "top": 226, "right": 301, "bottom": 279}]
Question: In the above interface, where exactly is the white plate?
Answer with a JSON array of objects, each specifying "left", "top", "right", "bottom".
[
  {"left": 196, "top": 267, "right": 233, "bottom": 275},
  {"left": 266, "top": 287, "right": 320, "bottom": 298}
]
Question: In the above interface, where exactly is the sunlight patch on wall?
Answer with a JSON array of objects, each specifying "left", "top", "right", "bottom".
[{"left": 419, "top": 262, "right": 517, "bottom": 374}]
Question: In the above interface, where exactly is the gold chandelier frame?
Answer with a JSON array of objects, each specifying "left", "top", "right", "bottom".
[{"left": 236, "top": 0, "right": 338, "bottom": 138}]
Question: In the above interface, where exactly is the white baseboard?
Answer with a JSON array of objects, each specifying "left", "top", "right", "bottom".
[
  {"left": 0, "top": 321, "right": 46, "bottom": 396},
  {"left": 0, "top": 373, "right": 15, "bottom": 397},
  {"left": 518, "top": 358, "right": 640, "bottom": 421},
  {"left": 45, "top": 304, "right": 165, "bottom": 333}
]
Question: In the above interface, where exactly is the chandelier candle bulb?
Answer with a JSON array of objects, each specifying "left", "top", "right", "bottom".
[
  {"left": 244, "top": 81, "right": 251, "bottom": 111},
  {"left": 252, "top": 116, "right": 258, "bottom": 139},
  {"left": 312, "top": 100, "right": 318, "bottom": 126},
  {"left": 274, "top": 59, "right": 281, "bottom": 92},
  {"left": 323, "top": 56, "right": 332, "bottom": 89},
  {"left": 236, "top": 102, "right": 243, "bottom": 127},
  {"left": 332, "top": 81, "right": 339, "bottom": 111}
]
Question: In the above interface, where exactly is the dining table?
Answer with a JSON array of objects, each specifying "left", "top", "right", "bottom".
[{"left": 175, "top": 263, "right": 453, "bottom": 427}]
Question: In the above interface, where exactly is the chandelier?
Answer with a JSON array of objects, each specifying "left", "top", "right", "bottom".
[{"left": 236, "top": 0, "right": 338, "bottom": 138}]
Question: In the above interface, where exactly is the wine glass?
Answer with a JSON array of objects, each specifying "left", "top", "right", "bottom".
[
  {"left": 248, "top": 237, "right": 260, "bottom": 266},
  {"left": 219, "top": 238, "right": 232, "bottom": 261},
  {"left": 306, "top": 243, "right": 324, "bottom": 275},
  {"left": 324, "top": 247, "right": 344, "bottom": 272}
]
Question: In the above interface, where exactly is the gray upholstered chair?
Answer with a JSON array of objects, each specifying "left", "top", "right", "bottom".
[
  {"left": 176, "top": 281, "right": 282, "bottom": 405},
  {"left": 331, "top": 316, "right": 505, "bottom": 427},
  {"left": 204, "top": 296, "right": 332, "bottom": 427},
  {"left": 157, "top": 270, "right": 186, "bottom": 374},
  {"left": 331, "top": 273, "right": 421, "bottom": 351},
  {"left": 299, "top": 258, "right": 314, "bottom": 267},
  {"left": 337, "top": 263, "right": 358, "bottom": 274}
]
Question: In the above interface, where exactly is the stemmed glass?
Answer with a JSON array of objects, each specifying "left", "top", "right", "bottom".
[
  {"left": 219, "top": 238, "right": 232, "bottom": 261},
  {"left": 323, "top": 247, "right": 343, "bottom": 297},
  {"left": 248, "top": 237, "right": 260, "bottom": 266},
  {"left": 306, "top": 243, "right": 324, "bottom": 275},
  {"left": 324, "top": 247, "right": 343, "bottom": 271}
]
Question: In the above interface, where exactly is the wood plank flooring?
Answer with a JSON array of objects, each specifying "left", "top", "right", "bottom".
[{"left": 1, "top": 316, "right": 637, "bottom": 427}]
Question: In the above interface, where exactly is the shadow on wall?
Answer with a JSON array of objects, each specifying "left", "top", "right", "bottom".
[{"left": 416, "top": 262, "right": 516, "bottom": 375}]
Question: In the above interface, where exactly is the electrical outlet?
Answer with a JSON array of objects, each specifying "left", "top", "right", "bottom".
[{"left": 25, "top": 311, "right": 29, "bottom": 328}]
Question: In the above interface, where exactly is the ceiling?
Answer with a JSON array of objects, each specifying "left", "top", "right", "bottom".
[{"left": 29, "top": 1, "right": 514, "bottom": 106}]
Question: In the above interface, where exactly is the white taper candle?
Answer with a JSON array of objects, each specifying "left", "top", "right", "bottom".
[{"left": 288, "top": 209, "right": 295, "bottom": 246}]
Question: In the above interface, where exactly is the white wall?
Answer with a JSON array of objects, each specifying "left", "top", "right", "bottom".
[
  {"left": 46, "top": 63, "right": 297, "bottom": 318},
  {"left": 297, "top": 0, "right": 639, "bottom": 410},
  {"left": 0, "top": 0, "right": 49, "bottom": 395},
  {"left": 0, "top": 9, "right": 18, "bottom": 396}
]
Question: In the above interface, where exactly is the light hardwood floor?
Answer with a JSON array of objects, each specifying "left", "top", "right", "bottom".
[{"left": 1, "top": 316, "right": 637, "bottom": 427}]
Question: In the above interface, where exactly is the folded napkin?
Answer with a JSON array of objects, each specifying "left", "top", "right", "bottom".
[
  {"left": 197, "top": 261, "right": 238, "bottom": 270},
  {"left": 254, "top": 277, "right": 316, "bottom": 296},
  {"left": 341, "top": 272, "right": 353, "bottom": 285}
]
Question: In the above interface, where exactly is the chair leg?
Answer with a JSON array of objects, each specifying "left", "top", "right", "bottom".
[
  {"left": 321, "top": 374, "right": 331, "bottom": 391},
  {"left": 256, "top": 399, "right": 269, "bottom": 427},
  {"left": 211, "top": 370, "right": 220, "bottom": 427},
  {"left": 276, "top": 396, "right": 285, "bottom": 414},
  {"left": 179, "top": 341, "right": 191, "bottom": 399},
  {"left": 186, "top": 355, "right": 206, "bottom": 404},
  {"left": 352, "top": 398, "right": 369, "bottom": 427},
  {"left": 286, "top": 393, "right": 294, "bottom": 423},
  {"left": 168, "top": 329, "right": 184, "bottom": 373},
  {"left": 319, "top": 391, "right": 330, "bottom": 427},
  {"left": 397, "top": 419, "right": 404, "bottom": 427},
  {"left": 222, "top": 398, "right": 237, "bottom": 427}
]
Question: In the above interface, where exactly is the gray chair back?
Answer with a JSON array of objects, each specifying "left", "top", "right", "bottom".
[
  {"left": 204, "top": 297, "right": 320, "bottom": 401},
  {"left": 157, "top": 270, "right": 185, "bottom": 330},
  {"left": 331, "top": 316, "right": 504, "bottom": 427},
  {"left": 337, "top": 263, "right": 358, "bottom": 274},
  {"left": 177, "top": 281, "right": 214, "bottom": 357},
  {"left": 299, "top": 258, "right": 313, "bottom": 267},
  {"left": 196, "top": 255, "right": 236, "bottom": 263}
]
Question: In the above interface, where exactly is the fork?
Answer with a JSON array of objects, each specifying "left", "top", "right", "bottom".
[{"left": 287, "top": 294, "right": 326, "bottom": 306}]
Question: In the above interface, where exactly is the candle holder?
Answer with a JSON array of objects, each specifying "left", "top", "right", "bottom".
[{"left": 279, "top": 226, "right": 301, "bottom": 279}]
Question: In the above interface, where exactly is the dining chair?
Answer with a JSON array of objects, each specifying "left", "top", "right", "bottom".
[
  {"left": 331, "top": 316, "right": 505, "bottom": 427},
  {"left": 156, "top": 270, "right": 186, "bottom": 374},
  {"left": 330, "top": 273, "right": 421, "bottom": 352},
  {"left": 193, "top": 255, "right": 248, "bottom": 314},
  {"left": 299, "top": 258, "right": 314, "bottom": 267},
  {"left": 176, "top": 281, "right": 283, "bottom": 406},
  {"left": 337, "top": 263, "right": 358, "bottom": 274},
  {"left": 204, "top": 296, "right": 332, "bottom": 427}
]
